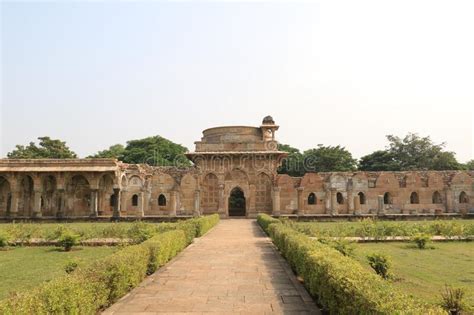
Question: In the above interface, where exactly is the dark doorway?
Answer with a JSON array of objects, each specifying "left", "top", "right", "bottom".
[{"left": 229, "top": 187, "right": 246, "bottom": 216}]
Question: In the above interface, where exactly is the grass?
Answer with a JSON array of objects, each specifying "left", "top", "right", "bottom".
[
  {"left": 0, "top": 221, "right": 178, "bottom": 241},
  {"left": 0, "top": 246, "right": 117, "bottom": 300},
  {"left": 292, "top": 219, "right": 474, "bottom": 238},
  {"left": 352, "top": 242, "right": 474, "bottom": 308}
]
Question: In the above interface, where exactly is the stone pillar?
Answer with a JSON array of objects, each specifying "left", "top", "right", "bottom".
[
  {"left": 9, "top": 190, "right": 19, "bottom": 218},
  {"left": 348, "top": 189, "right": 354, "bottom": 214},
  {"left": 170, "top": 191, "right": 177, "bottom": 217},
  {"left": 56, "top": 189, "right": 66, "bottom": 218},
  {"left": 33, "top": 190, "right": 42, "bottom": 218},
  {"left": 137, "top": 191, "right": 144, "bottom": 218},
  {"left": 89, "top": 189, "right": 98, "bottom": 217},
  {"left": 330, "top": 188, "right": 337, "bottom": 215},
  {"left": 194, "top": 189, "right": 201, "bottom": 217},
  {"left": 217, "top": 184, "right": 225, "bottom": 216},
  {"left": 296, "top": 187, "right": 304, "bottom": 216},
  {"left": 120, "top": 190, "right": 128, "bottom": 215},
  {"left": 272, "top": 187, "right": 281, "bottom": 216},
  {"left": 377, "top": 195, "right": 385, "bottom": 215},
  {"left": 325, "top": 190, "right": 331, "bottom": 214},
  {"left": 112, "top": 188, "right": 121, "bottom": 219},
  {"left": 445, "top": 188, "right": 454, "bottom": 213},
  {"left": 354, "top": 195, "right": 361, "bottom": 215},
  {"left": 249, "top": 184, "right": 256, "bottom": 215}
]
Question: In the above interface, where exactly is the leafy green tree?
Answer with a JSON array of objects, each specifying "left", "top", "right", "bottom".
[
  {"left": 277, "top": 144, "right": 305, "bottom": 176},
  {"left": 358, "top": 133, "right": 463, "bottom": 171},
  {"left": 88, "top": 144, "right": 125, "bottom": 159},
  {"left": 121, "top": 136, "right": 190, "bottom": 166},
  {"left": 359, "top": 150, "right": 400, "bottom": 171},
  {"left": 7, "top": 137, "right": 77, "bottom": 159},
  {"left": 464, "top": 159, "right": 474, "bottom": 170},
  {"left": 303, "top": 145, "right": 357, "bottom": 172}
]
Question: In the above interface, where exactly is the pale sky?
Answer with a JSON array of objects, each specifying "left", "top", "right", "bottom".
[{"left": 1, "top": 1, "right": 473, "bottom": 162}]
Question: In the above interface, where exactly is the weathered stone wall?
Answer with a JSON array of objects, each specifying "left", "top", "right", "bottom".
[{"left": 0, "top": 117, "right": 472, "bottom": 219}]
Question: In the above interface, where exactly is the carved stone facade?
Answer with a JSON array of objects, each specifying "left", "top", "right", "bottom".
[{"left": 0, "top": 117, "right": 472, "bottom": 219}]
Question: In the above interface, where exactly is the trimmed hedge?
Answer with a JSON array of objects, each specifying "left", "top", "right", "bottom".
[
  {"left": 256, "top": 213, "right": 281, "bottom": 234},
  {"left": 193, "top": 214, "right": 220, "bottom": 237},
  {"left": 257, "top": 214, "right": 444, "bottom": 314},
  {"left": 0, "top": 215, "right": 219, "bottom": 314},
  {"left": 145, "top": 229, "right": 187, "bottom": 274}
]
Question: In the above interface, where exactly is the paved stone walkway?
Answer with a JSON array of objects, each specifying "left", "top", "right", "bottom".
[{"left": 104, "top": 220, "right": 320, "bottom": 314}]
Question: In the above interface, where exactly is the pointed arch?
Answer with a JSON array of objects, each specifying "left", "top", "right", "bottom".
[
  {"left": 410, "top": 192, "right": 419, "bottom": 204},
  {"left": 432, "top": 191, "right": 443, "bottom": 204}
]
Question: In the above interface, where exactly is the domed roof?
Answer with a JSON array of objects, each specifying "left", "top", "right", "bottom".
[{"left": 262, "top": 115, "right": 275, "bottom": 125}]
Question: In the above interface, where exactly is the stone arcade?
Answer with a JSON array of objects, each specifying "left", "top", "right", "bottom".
[{"left": 0, "top": 117, "right": 472, "bottom": 219}]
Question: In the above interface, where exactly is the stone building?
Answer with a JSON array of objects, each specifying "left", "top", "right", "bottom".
[{"left": 0, "top": 117, "right": 472, "bottom": 219}]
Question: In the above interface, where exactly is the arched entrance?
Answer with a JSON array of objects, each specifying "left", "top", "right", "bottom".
[{"left": 228, "top": 187, "right": 246, "bottom": 216}]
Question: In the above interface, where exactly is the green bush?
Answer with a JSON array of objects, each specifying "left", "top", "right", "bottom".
[
  {"left": 440, "top": 285, "right": 466, "bottom": 315},
  {"left": 367, "top": 253, "right": 392, "bottom": 279},
  {"left": 192, "top": 214, "right": 220, "bottom": 237},
  {"left": 144, "top": 230, "right": 187, "bottom": 274},
  {"left": 257, "top": 213, "right": 281, "bottom": 234},
  {"left": 0, "top": 230, "right": 10, "bottom": 248},
  {"left": 57, "top": 231, "right": 80, "bottom": 251},
  {"left": 331, "top": 239, "right": 355, "bottom": 257},
  {"left": 264, "top": 223, "right": 443, "bottom": 314},
  {"left": 127, "top": 221, "right": 155, "bottom": 243},
  {"left": 412, "top": 232, "right": 432, "bottom": 249},
  {"left": 64, "top": 260, "right": 79, "bottom": 274}
]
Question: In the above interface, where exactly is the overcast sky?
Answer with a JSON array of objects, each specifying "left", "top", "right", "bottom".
[{"left": 1, "top": 1, "right": 473, "bottom": 162}]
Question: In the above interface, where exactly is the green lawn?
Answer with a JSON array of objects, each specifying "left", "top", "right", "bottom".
[
  {"left": 293, "top": 219, "right": 474, "bottom": 238},
  {"left": 353, "top": 242, "right": 474, "bottom": 308},
  {"left": 0, "top": 246, "right": 117, "bottom": 300}
]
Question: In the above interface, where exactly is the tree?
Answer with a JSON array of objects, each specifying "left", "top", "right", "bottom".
[
  {"left": 359, "top": 150, "right": 400, "bottom": 171},
  {"left": 277, "top": 144, "right": 305, "bottom": 177},
  {"left": 88, "top": 144, "right": 125, "bottom": 159},
  {"left": 464, "top": 160, "right": 474, "bottom": 170},
  {"left": 7, "top": 137, "right": 77, "bottom": 159},
  {"left": 94, "top": 136, "right": 190, "bottom": 166},
  {"left": 358, "top": 133, "right": 463, "bottom": 171},
  {"left": 302, "top": 145, "right": 357, "bottom": 172}
]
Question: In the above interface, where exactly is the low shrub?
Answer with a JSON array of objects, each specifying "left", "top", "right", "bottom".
[
  {"left": 440, "top": 285, "right": 466, "bottom": 315},
  {"left": 331, "top": 239, "right": 355, "bottom": 257},
  {"left": 257, "top": 214, "right": 281, "bottom": 234},
  {"left": 57, "top": 230, "right": 80, "bottom": 251},
  {"left": 127, "top": 221, "right": 156, "bottom": 243},
  {"left": 0, "top": 230, "right": 10, "bottom": 248},
  {"left": 412, "top": 232, "right": 432, "bottom": 249},
  {"left": 367, "top": 252, "right": 391, "bottom": 279},
  {"left": 192, "top": 214, "right": 220, "bottom": 237},
  {"left": 144, "top": 229, "right": 187, "bottom": 274},
  {"left": 64, "top": 260, "right": 79, "bottom": 274},
  {"left": 263, "top": 222, "right": 443, "bottom": 314}
]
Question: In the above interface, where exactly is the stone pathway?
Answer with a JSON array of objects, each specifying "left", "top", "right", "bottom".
[{"left": 104, "top": 219, "right": 320, "bottom": 314}]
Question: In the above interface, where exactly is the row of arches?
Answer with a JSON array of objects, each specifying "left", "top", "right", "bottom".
[
  {"left": 130, "top": 194, "right": 167, "bottom": 207},
  {"left": 306, "top": 191, "right": 470, "bottom": 206}
]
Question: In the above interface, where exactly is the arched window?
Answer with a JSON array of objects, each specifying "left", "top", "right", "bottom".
[
  {"left": 459, "top": 191, "right": 469, "bottom": 204},
  {"left": 410, "top": 192, "right": 419, "bottom": 204},
  {"left": 308, "top": 193, "right": 316, "bottom": 205},
  {"left": 336, "top": 192, "right": 344, "bottom": 205},
  {"left": 383, "top": 192, "right": 392, "bottom": 205},
  {"left": 432, "top": 191, "right": 443, "bottom": 204},
  {"left": 132, "top": 194, "right": 139, "bottom": 206},
  {"left": 110, "top": 194, "right": 116, "bottom": 207},
  {"left": 358, "top": 192, "right": 366, "bottom": 205},
  {"left": 158, "top": 194, "right": 166, "bottom": 206}
]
